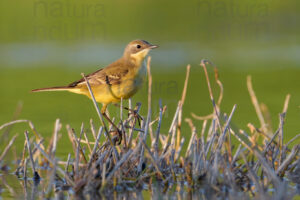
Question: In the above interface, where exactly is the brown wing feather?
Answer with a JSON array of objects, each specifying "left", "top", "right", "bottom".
[
  {"left": 68, "top": 59, "right": 129, "bottom": 88},
  {"left": 68, "top": 68, "right": 104, "bottom": 87}
]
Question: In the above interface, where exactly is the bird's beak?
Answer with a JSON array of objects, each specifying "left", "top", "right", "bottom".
[{"left": 148, "top": 44, "right": 159, "bottom": 49}]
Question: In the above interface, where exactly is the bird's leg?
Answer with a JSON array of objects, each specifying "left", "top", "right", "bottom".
[
  {"left": 113, "top": 103, "right": 143, "bottom": 126},
  {"left": 101, "top": 104, "right": 122, "bottom": 145}
]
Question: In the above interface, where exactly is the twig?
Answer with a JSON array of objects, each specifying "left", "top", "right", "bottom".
[{"left": 0, "top": 134, "right": 18, "bottom": 162}]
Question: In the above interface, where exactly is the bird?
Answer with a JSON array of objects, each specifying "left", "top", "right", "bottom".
[{"left": 32, "top": 39, "right": 158, "bottom": 131}]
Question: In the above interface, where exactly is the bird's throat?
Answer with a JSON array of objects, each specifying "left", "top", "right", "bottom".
[{"left": 130, "top": 49, "right": 150, "bottom": 67}]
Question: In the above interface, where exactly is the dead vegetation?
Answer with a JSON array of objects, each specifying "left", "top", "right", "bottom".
[{"left": 0, "top": 58, "right": 299, "bottom": 199}]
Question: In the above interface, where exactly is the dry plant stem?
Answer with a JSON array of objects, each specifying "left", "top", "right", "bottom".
[
  {"left": 175, "top": 138, "right": 185, "bottom": 162},
  {"left": 146, "top": 56, "right": 152, "bottom": 122},
  {"left": 0, "top": 134, "right": 18, "bottom": 162},
  {"left": 1, "top": 120, "right": 44, "bottom": 166},
  {"left": 87, "top": 127, "right": 103, "bottom": 169},
  {"left": 154, "top": 100, "right": 163, "bottom": 159},
  {"left": 72, "top": 125, "right": 87, "bottom": 164},
  {"left": 200, "top": 60, "right": 223, "bottom": 132},
  {"left": 247, "top": 76, "right": 268, "bottom": 135},
  {"left": 191, "top": 65, "right": 223, "bottom": 121},
  {"left": 0, "top": 119, "right": 42, "bottom": 141},
  {"left": 15, "top": 140, "right": 27, "bottom": 174},
  {"left": 143, "top": 56, "right": 152, "bottom": 142},
  {"left": 45, "top": 159, "right": 56, "bottom": 197},
  {"left": 51, "top": 119, "right": 60, "bottom": 158},
  {"left": 0, "top": 119, "right": 28, "bottom": 131},
  {"left": 136, "top": 57, "right": 153, "bottom": 174},
  {"left": 137, "top": 124, "right": 146, "bottom": 173},
  {"left": 24, "top": 158, "right": 28, "bottom": 180},
  {"left": 127, "top": 103, "right": 141, "bottom": 148},
  {"left": 90, "top": 119, "right": 97, "bottom": 140},
  {"left": 278, "top": 94, "right": 290, "bottom": 163},
  {"left": 241, "top": 153, "right": 264, "bottom": 195},
  {"left": 214, "top": 67, "right": 224, "bottom": 107},
  {"left": 58, "top": 161, "right": 85, "bottom": 167},
  {"left": 105, "top": 149, "right": 133, "bottom": 182},
  {"left": 217, "top": 104, "right": 236, "bottom": 162},
  {"left": 66, "top": 125, "right": 77, "bottom": 155},
  {"left": 75, "top": 124, "right": 84, "bottom": 180},
  {"left": 254, "top": 149, "right": 281, "bottom": 187},
  {"left": 1, "top": 101, "right": 22, "bottom": 140},
  {"left": 185, "top": 118, "right": 197, "bottom": 157},
  {"left": 177, "top": 64, "right": 190, "bottom": 151},
  {"left": 81, "top": 73, "right": 113, "bottom": 147},
  {"left": 191, "top": 113, "right": 214, "bottom": 120},
  {"left": 24, "top": 131, "right": 38, "bottom": 176},
  {"left": 286, "top": 134, "right": 300, "bottom": 146},
  {"left": 142, "top": 140, "right": 165, "bottom": 180},
  {"left": 231, "top": 144, "right": 243, "bottom": 165},
  {"left": 65, "top": 153, "right": 71, "bottom": 182},
  {"left": 162, "top": 101, "right": 181, "bottom": 154},
  {"left": 34, "top": 142, "right": 75, "bottom": 186},
  {"left": 83, "top": 132, "right": 92, "bottom": 154},
  {"left": 276, "top": 145, "right": 299, "bottom": 176},
  {"left": 217, "top": 105, "right": 236, "bottom": 148},
  {"left": 278, "top": 113, "right": 285, "bottom": 166},
  {"left": 120, "top": 98, "right": 127, "bottom": 148},
  {"left": 282, "top": 94, "right": 291, "bottom": 114}
]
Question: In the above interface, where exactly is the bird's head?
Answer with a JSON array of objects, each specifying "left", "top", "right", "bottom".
[{"left": 123, "top": 40, "right": 158, "bottom": 64}]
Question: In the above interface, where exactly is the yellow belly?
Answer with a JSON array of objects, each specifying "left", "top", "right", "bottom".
[{"left": 93, "top": 77, "right": 143, "bottom": 104}]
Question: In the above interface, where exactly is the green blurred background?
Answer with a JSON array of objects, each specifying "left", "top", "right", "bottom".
[{"left": 1, "top": 0, "right": 300, "bottom": 157}]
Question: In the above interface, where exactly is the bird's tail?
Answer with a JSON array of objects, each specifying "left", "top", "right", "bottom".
[{"left": 32, "top": 86, "right": 74, "bottom": 92}]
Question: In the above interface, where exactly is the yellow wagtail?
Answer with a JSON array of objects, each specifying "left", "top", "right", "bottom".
[{"left": 32, "top": 39, "right": 158, "bottom": 128}]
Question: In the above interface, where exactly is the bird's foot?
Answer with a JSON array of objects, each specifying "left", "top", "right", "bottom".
[
  {"left": 110, "top": 129, "right": 123, "bottom": 145},
  {"left": 128, "top": 109, "right": 143, "bottom": 126}
]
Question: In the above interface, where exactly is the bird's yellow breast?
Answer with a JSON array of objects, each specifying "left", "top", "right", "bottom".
[{"left": 91, "top": 59, "right": 146, "bottom": 104}]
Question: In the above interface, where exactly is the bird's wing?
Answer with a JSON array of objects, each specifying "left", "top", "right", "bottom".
[{"left": 68, "top": 63, "right": 129, "bottom": 88}]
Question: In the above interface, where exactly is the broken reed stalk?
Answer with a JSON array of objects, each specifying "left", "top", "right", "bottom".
[
  {"left": 247, "top": 76, "right": 268, "bottom": 135},
  {"left": 200, "top": 60, "right": 223, "bottom": 132},
  {"left": 24, "top": 131, "right": 40, "bottom": 180},
  {"left": 51, "top": 119, "right": 60, "bottom": 158},
  {"left": 177, "top": 64, "right": 190, "bottom": 151},
  {"left": 191, "top": 61, "right": 223, "bottom": 121},
  {"left": 154, "top": 100, "right": 163, "bottom": 159}
]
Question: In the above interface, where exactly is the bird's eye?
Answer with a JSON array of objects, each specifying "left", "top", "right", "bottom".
[{"left": 136, "top": 44, "right": 141, "bottom": 49}]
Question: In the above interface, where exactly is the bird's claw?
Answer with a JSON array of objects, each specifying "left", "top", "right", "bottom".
[{"left": 128, "top": 110, "right": 143, "bottom": 126}]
